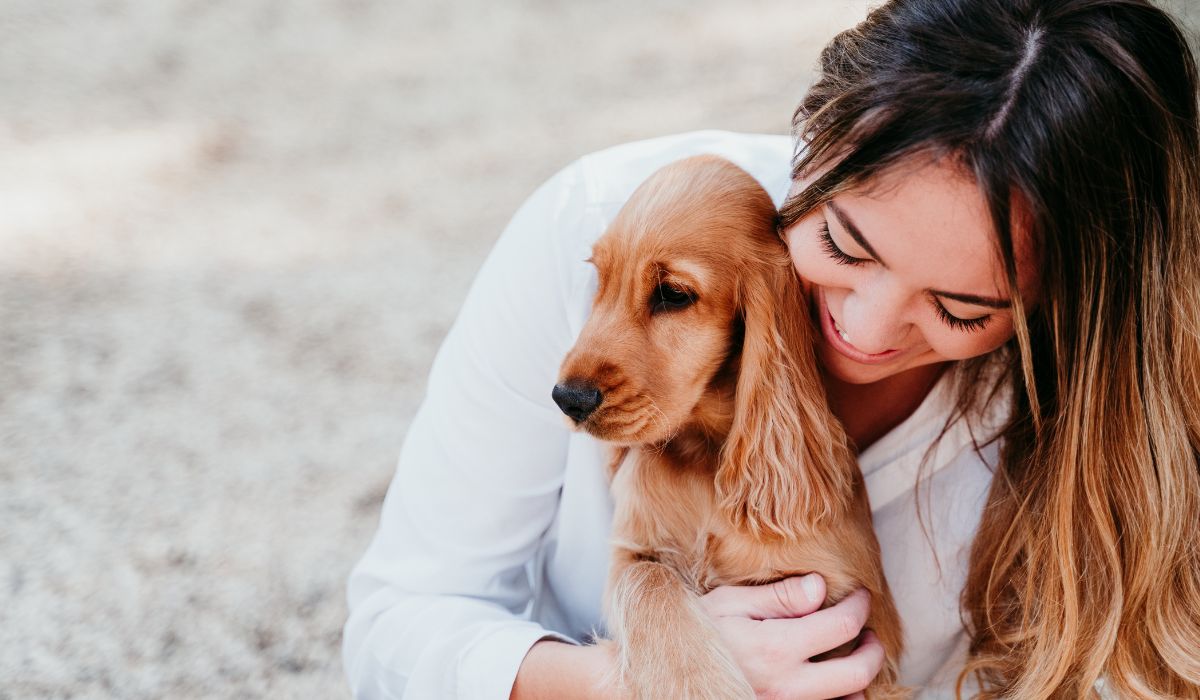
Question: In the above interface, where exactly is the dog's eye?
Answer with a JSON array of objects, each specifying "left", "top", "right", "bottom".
[{"left": 651, "top": 283, "right": 695, "bottom": 313}]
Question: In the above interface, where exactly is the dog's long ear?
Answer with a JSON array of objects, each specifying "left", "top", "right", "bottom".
[{"left": 715, "top": 251, "right": 856, "bottom": 541}]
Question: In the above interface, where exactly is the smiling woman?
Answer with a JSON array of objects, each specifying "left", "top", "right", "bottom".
[{"left": 344, "top": 0, "right": 1200, "bottom": 698}]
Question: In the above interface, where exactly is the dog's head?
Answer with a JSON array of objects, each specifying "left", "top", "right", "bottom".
[
  {"left": 553, "top": 155, "right": 855, "bottom": 537},
  {"left": 552, "top": 155, "right": 763, "bottom": 445}
]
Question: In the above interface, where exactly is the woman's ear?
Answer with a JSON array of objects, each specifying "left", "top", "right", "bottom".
[{"left": 714, "top": 254, "right": 855, "bottom": 540}]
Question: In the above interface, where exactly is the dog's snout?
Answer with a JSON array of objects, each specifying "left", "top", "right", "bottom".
[{"left": 552, "top": 382, "right": 603, "bottom": 422}]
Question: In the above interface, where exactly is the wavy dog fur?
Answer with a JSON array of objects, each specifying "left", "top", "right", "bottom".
[{"left": 553, "top": 155, "right": 907, "bottom": 699}]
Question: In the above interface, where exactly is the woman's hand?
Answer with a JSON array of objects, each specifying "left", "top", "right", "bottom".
[{"left": 699, "top": 574, "right": 885, "bottom": 700}]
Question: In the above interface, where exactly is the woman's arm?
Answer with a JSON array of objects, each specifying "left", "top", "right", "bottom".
[
  {"left": 343, "top": 161, "right": 591, "bottom": 700},
  {"left": 510, "top": 642, "right": 619, "bottom": 699}
]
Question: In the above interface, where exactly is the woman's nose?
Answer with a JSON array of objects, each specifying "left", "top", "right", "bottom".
[{"left": 840, "top": 284, "right": 910, "bottom": 354}]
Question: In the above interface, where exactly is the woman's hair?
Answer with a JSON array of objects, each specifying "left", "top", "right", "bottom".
[{"left": 778, "top": 0, "right": 1200, "bottom": 697}]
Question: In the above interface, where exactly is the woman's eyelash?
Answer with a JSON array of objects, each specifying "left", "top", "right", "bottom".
[
  {"left": 817, "top": 221, "right": 870, "bottom": 266},
  {"left": 933, "top": 299, "right": 991, "bottom": 333}
]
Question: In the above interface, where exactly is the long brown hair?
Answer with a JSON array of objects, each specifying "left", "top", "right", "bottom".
[{"left": 779, "top": 0, "right": 1200, "bottom": 696}]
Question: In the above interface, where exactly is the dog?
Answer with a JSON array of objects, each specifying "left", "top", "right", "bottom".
[{"left": 551, "top": 155, "right": 906, "bottom": 699}]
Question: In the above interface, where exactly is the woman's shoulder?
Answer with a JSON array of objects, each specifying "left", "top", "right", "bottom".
[
  {"left": 514, "top": 131, "right": 794, "bottom": 268},
  {"left": 572, "top": 130, "right": 795, "bottom": 210},
  {"left": 528, "top": 131, "right": 795, "bottom": 335}
]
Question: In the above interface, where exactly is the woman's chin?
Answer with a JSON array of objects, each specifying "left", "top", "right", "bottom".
[{"left": 817, "top": 343, "right": 909, "bottom": 385}]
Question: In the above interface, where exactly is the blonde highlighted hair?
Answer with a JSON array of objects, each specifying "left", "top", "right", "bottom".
[{"left": 779, "top": 0, "right": 1200, "bottom": 696}]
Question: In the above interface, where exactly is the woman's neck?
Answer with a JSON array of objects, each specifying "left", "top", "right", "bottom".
[{"left": 823, "top": 362, "right": 949, "bottom": 453}]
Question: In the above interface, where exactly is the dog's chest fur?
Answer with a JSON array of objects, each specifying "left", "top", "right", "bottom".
[{"left": 608, "top": 445, "right": 854, "bottom": 598}]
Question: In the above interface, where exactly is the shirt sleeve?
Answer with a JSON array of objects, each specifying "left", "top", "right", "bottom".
[{"left": 342, "top": 160, "right": 591, "bottom": 700}]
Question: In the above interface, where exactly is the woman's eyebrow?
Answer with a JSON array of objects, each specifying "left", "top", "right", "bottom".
[
  {"left": 827, "top": 200, "right": 1012, "bottom": 309},
  {"left": 827, "top": 200, "right": 887, "bottom": 265},
  {"left": 932, "top": 289, "right": 1011, "bottom": 309}
]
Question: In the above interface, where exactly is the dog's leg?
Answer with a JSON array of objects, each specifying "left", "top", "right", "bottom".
[
  {"left": 863, "top": 587, "right": 910, "bottom": 700},
  {"left": 602, "top": 549, "right": 755, "bottom": 700},
  {"left": 816, "top": 550, "right": 910, "bottom": 699}
]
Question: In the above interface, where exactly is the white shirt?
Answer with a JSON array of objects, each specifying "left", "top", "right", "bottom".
[{"left": 343, "top": 131, "right": 1009, "bottom": 700}]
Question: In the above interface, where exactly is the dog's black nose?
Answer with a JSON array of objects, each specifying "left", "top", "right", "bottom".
[{"left": 552, "top": 382, "right": 603, "bottom": 422}]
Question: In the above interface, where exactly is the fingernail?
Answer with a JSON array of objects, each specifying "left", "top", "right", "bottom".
[{"left": 801, "top": 573, "right": 822, "bottom": 600}]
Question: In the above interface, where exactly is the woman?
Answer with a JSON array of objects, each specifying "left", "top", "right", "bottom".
[{"left": 344, "top": 0, "right": 1200, "bottom": 697}]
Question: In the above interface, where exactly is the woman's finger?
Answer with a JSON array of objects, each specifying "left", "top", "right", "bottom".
[
  {"left": 700, "top": 573, "right": 826, "bottom": 619},
  {"left": 795, "top": 629, "right": 886, "bottom": 700},
  {"left": 765, "top": 588, "right": 871, "bottom": 658}
]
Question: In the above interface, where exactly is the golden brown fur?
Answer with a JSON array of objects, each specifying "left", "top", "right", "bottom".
[{"left": 554, "top": 155, "right": 907, "bottom": 699}]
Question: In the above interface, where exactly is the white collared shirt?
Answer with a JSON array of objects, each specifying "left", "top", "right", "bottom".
[{"left": 343, "top": 131, "right": 1008, "bottom": 700}]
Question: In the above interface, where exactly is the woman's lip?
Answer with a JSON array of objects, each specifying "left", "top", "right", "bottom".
[{"left": 818, "top": 294, "right": 903, "bottom": 365}]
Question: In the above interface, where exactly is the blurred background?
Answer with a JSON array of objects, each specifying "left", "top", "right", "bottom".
[{"left": 1, "top": 1, "right": 1195, "bottom": 698}]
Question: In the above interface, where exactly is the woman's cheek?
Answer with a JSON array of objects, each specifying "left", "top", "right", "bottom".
[
  {"left": 924, "top": 318, "right": 1016, "bottom": 361},
  {"left": 786, "top": 226, "right": 849, "bottom": 286}
]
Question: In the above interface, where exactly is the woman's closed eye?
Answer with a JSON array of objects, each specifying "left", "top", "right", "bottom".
[
  {"left": 931, "top": 296, "right": 992, "bottom": 333},
  {"left": 817, "top": 221, "right": 871, "bottom": 266}
]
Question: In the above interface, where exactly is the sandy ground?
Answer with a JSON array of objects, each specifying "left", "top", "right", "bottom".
[{"left": 1, "top": 1, "right": 1195, "bottom": 698}]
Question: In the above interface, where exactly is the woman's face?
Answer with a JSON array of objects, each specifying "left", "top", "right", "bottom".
[{"left": 781, "top": 156, "right": 1040, "bottom": 386}]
